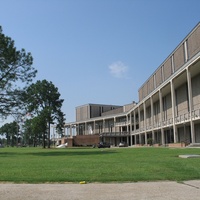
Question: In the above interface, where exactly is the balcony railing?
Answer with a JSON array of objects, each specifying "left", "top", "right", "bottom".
[
  {"left": 192, "top": 109, "right": 200, "bottom": 120},
  {"left": 131, "top": 108, "right": 200, "bottom": 134},
  {"left": 88, "top": 109, "right": 200, "bottom": 136},
  {"left": 115, "top": 120, "right": 131, "bottom": 126},
  {"left": 175, "top": 112, "right": 190, "bottom": 123},
  {"left": 101, "top": 132, "right": 130, "bottom": 137},
  {"left": 114, "top": 121, "right": 127, "bottom": 126}
]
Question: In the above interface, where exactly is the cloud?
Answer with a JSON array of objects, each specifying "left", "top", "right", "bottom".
[{"left": 108, "top": 61, "right": 128, "bottom": 78}]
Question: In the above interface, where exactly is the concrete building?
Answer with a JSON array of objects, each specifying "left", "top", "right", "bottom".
[{"left": 64, "top": 22, "right": 200, "bottom": 147}]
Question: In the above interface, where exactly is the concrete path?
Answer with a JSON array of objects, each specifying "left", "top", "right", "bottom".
[{"left": 0, "top": 180, "right": 200, "bottom": 200}]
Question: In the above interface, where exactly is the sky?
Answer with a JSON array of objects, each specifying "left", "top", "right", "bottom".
[{"left": 0, "top": 0, "right": 200, "bottom": 123}]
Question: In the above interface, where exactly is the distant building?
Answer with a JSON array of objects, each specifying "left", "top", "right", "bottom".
[{"left": 64, "top": 22, "right": 200, "bottom": 147}]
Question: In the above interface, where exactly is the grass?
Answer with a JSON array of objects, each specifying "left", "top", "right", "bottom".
[{"left": 0, "top": 147, "right": 200, "bottom": 183}]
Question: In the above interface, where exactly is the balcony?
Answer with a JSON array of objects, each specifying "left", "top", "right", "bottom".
[
  {"left": 115, "top": 120, "right": 131, "bottom": 126},
  {"left": 134, "top": 108, "right": 200, "bottom": 133},
  {"left": 101, "top": 132, "right": 130, "bottom": 137}
]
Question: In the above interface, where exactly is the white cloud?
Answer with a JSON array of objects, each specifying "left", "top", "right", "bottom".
[{"left": 108, "top": 61, "right": 128, "bottom": 78}]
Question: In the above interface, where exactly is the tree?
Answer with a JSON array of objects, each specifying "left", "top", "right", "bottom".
[
  {"left": 22, "top": 119, "right": 32, "bottom": 146},
  {"left": 31, "top": 114, "right": 47, "bottom": 147},
  {"left": 24, "top": 80, "right": 65, "bottom": 148},
  {"left": 23, "top": 115, "right": 47, "bottom": 147},
  {"left": 0, "top": 26, "right": 37, "bottom": 118},
  {"left": 0, "top": 121, "right": 19, "bottom": 146}
]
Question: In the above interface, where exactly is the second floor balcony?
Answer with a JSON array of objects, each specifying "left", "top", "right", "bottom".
[{"left": 101, "top": 132, "right": 130, "bottom": 137}]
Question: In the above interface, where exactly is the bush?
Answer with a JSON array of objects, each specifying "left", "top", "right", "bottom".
[{"left": 147, "top": 138, "right": 153, "bottom": 146}]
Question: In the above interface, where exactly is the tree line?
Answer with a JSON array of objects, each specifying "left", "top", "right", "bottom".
[{"left": 0, "top": 26, "right": 65, "bottom": 148}]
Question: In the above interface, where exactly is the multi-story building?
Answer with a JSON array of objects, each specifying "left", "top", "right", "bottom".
[{"left": 64, "top": 22, "right": 200, "bottom": 147}]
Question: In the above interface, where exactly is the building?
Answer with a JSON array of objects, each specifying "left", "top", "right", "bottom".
[{"left": 64, "top": 22, "right": 200, "bottom": 147}]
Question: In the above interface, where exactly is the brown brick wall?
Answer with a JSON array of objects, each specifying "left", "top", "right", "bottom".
[
  {"left": 73, "top": 135, "right": 100, "bottom": 146},
  {"left": 143, "top": 83, "right": 148, "bottom": 98},
  {"left": 148, "top": 76, "right": 154, "bottom": 93},
  {"left": 174, "top": 44, "right": 185, "bottom": 72},
  {"left": 166, "top": 93, "right": 172, "bottom": 119},
  {"left": 163, "top": 57, "right": 172, "bottom": 81},
  {"left": 90, "top": 105, "right": 100, "bottom": 118},
  {"left": 61, "top": 138, "right": 73, "bottom": 147},
  {"left": 176, "top": 83, "right": 188, "bottom": 116},
  {"left": 188, "top": 25, "right": 200, "bottom": 59},
  {"left": 137, "top": 24, "right": 200, "bottom": 103},
  {"left": 139, "top": 87, "right": 143, "bottom": 102},
  {"left": 76, "top": 105, "right": 89, "bottom": 121},
  {"left": 192, "top": 73, "right": 200, "bottom": 110},
  {"left": 194, "top": 124, "right": 200, "bottom": 143},
  {"left": 153, "top": 101, "right": 160, "bottom": 123},
  {"left": 101, "top": 107, "right": 123, "bottom": 116},
  {"left": 67, "top": 138, "right": 73, "bottom": 147},
  {"left": 146, "top": 106, "right": 151, "bottom": 126},
  {"left": 140, "top": 109, "right": 144, "bottom": 129},
  {"left": 61, "top": 138, "right": 67, "bottom": 144},
  {"left": 124, "top": 103, "right": 136, "bottom": 112},
  {"left": 155, "top": 67, "right": 162, "bottom": 87}
]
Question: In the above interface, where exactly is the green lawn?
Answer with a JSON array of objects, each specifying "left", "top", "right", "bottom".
[{"left": 0, "top": 147, "right": 200, "bottom": 183}]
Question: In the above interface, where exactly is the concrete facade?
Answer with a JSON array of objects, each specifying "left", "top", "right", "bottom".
[{"left": 64, "top": 22, "right": 200, "bottom": 147}]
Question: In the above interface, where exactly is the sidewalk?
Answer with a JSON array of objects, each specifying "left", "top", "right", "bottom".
[{"left": 0, "top": 180, "right": 200, "bottom": 200}]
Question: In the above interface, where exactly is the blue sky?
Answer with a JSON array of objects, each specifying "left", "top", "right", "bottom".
[{"left": 0, "top": 0, "right": 200, "bottom": 123}]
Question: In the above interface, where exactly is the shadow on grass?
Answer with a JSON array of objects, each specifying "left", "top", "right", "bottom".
[
  {"left": 0, "top": 152, "right": 19, "bottom": 157},
  {"left": 0, "top": 148, "right": 118, "bottom": 157},
  {"left": 0, "top": 148, "right": 119, "bottom": 157}
]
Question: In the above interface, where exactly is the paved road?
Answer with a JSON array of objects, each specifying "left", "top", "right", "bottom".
[{"left": 0, "top": 180, "right": 200, "bottom": 200}]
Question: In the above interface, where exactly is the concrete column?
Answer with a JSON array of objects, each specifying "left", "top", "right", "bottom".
[
  {"left": 103, "top": 119, "right": 105, "bottom": 133},
  {"left": 129, "top": 113, "right": 132, "bottom": 132},
  {"left": 152, "top": 130, "right": 155, "bottom": 144},
  {"left": 138, "top": 107, "right": 141, "bottom": 145},
  {"left": 143, "top": 101, "right": 146, "bottom": 131},
  {"left": 138, "top": 107, "right": 141, "bottom": 131},
  {"left": 134, "top": 110, "right": 136, "bottom": 132},
  {"left": 190, "top": 121, "right": 195, "bottom": 143},
  {"left": 161, "top": 128, "right": 165, "bottom": 145},
  {"left": 186, "top": 67, "right": 193, "bottom": 111},
  {"left": 85, "top": 122, "right": 87, "bottom": 135},
  {"left": 187, "top": 68, "right": 195, "bottom": 143},
  {"left": 150, "top": 96, "right": 154, "bottom": 128},
  {"left": 184, "top": 41, "right": 188, "bottom": 62},
  {"left": 145, "top": 132, "right": 147, "bottom": 145},
  {"left": 159, "top": 90, "right": 164, "bottom": 145},
  {"left": 170, "top": 80, "right": 177, "bottom": 143},
  {"left": 126, "top": 115, "right": 129, "bottom": 133},
  {"left": 143, "top": 102, "right": 147, "bottom": 145},
  {"left": 130, "top": 113, "right": 133, "bottom": 146},
  {"left": 159, "top": 90, "right": 163, "bottom": 126},
  {"left": 70, "top": 125, "right": 72, "bottom": 137},
  {"left": 114, "top": 117, "right": 116, "bottom": 133}
]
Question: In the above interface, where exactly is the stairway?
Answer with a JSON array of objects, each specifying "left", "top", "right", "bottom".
[{"left": 187, "top": 143, "right": 200, "bottom": 147}]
